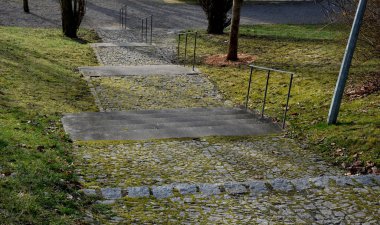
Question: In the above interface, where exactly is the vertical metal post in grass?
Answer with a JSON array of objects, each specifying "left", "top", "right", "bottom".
[
  {"left": 283, "top": 73, "right": 294, "bottom": 129},
  {"left": 327, "top": 0, "right": 367, "bottom": 125},
  {"left": 150, "top": 15, "right": 153, "bottom": 44},
  {"left": 245, "top": 67, "right": 254, "bottom": 110},
  {"left": 192, "top": 32, "right": 198, "bottom": 71},
  {"left": 177, "top": 34, "right": 181, "bottom": 63},
  {"left": 261, "top": 70, "right": 271, "bottom": 118},
  {"left": 184, "top": 33, "right": 188, "bottom": 66}
]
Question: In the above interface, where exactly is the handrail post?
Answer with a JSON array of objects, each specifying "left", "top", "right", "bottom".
[
  {"left": 192, "top": 32, "right": 197, "bottom": 71},
  {"left": 177, "top": 34, "right": 181, "bottom": 63},
  {"left": 145, "top": 17, "right": 148, "bottom": 43},
  {"left": 245, "top": 66, "right": 254, "bottom": 110},
  {"left": 184, "top": 33, "right": 188, "bottom": 66},
  {"left": 141, "top": 19, "right": 144, "bottom": 41},
  {"left": 261, "top": 70, "right": 271, "bottom": 118},
  {"left": 150, "top": 15, "right": 153, "bottom": 44},
  {"left": 283, "top": 73, "right": 294, "bottom": 129}
]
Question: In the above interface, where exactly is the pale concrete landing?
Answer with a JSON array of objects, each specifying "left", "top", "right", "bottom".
[
  {"left": 90, "top": 42, "right": 151, "bottom": 48},
  {"left": 78, "top": 65, "right": 198, "bottom": 77},
  {"left": 62, "top": 107, "right": 281, "bottom": 141}
]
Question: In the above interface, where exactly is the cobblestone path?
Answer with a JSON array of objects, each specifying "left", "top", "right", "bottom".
[{"left": 74, "top": 12, "right": 380, "bottom": 225}]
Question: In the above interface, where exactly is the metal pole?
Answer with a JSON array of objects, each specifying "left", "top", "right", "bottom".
[
  {"left": 120, "top": 9, "right": 122, "bottom": 28},
  {"left": 124, "top": 7, "right": 127, "bottom": 28},
  {"left": 327, "top": 0, "right": 367, "bottom": 125},
  {"left": 192, "top": 32, "right": 197, "bottom": 71},
  {"left": 245, "top": 67, "right": 254, "bottom": 110},
  {"left": 261, "top": 70, "right": 271, "bottom": 118},
  {"left": 150, "top": 15, "right": 153, "bottom": 44},
  {"left": 141, "top": 19, "right": 144, "bottom": 41},
  {"left": 184, "top": 33, "right": 188, "bottom": 66},
  {"left": 145, "top": 17, "right": 148, "bottom": 43},
  {"left": 177, "top": 34, "right": 181, "bottom": 63},
  {"left": 283, "top": 74, "right": 294, "bottom": 129}
]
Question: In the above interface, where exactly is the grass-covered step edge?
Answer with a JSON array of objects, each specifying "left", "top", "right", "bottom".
[{"left": 80, "top": 175, "right": 380, "bottom": 201}]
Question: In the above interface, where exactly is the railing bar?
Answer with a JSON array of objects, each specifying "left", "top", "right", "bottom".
[
  {"left": 261, "top": 70, "right": 271, "bottom": 118},
  {"left": 150, "top": 15, "right": 153, "bottom": 44},
  {"left": 245, "top": 67, "right": 254, "bottom": 110},
  {"left": 249, "top": 65, "right": 293, "bottom": 74},
  {"left": 184, "top": 33, "right": 188, "bottom": 66},
  {"left": 283, "top": 73, "right": 294, "bottom": 129},
  {"left": 177, "top": 34, "right": 181, "bottom": 63},
  {"left": 145, "top": 17, "right": 148, "bottom": 43},
  {"left": 192, "top": 32, "right": 197, "bottom": 71}
]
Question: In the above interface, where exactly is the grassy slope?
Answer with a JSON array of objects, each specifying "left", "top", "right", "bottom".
[
  {"left": 194, "top": 24, "right": 380, "bottom": 165},
  {"left": 0, "top": 27, "right": 98, "bottom": 224}
]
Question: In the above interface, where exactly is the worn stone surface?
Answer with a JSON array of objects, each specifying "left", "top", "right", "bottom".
[
  {"left": 224, "top": 183, "right": 248, "bottom": 195},
  {"left": 152, "top": 185, "right": 173, "bottom": 199},
  {"left": 127, "top": 186, "right": 150, "bottom": 198},
  {"left": 175, "top": 184, "right": 197, "bottom": 195},
  {"left": 101, "top": 188, "right": 122, "bottom": 200},
  {"left": 198, "top": 184, "right": 221, "bottom": 196},
  {"left": 269, "top": 178, "right": 295, "bottom": 192}
]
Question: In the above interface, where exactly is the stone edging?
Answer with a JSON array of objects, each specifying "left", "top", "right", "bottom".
[{"left": 81, "top": 175, "right": 380, "bottom": 201}]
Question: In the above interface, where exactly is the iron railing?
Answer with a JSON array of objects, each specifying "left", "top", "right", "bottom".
[
  {"left": 119, "top": 5, "right": 153, "bottom": 44},
  {"left": 141, "top": 15, "right": 153, "bottom": 44},
  {"left": 177, "top": 32, "right": 198, "bottom": 71},
  {"left": 119, "top": 5, "right": 128, "bottom": 29},
  {"left": 245, "top": 65, "right": 294, "bottom": 129}
]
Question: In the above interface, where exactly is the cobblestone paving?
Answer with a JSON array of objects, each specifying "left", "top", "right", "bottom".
[
  {"left": 86, "top": 185, "right": 380, "bottom": 224},
  {"left": 90, "top": 75, "right": 223, "bottom": 111},
  {"left": 75, "top": 9, "right": 380, "bottom": 225},
  {"left": 75, "top": 137, "right": 341, "bottom": 189}
]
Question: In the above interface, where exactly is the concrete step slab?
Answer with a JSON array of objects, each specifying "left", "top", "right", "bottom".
[
  {"left": 62, "top": 107, "right": 248, "bottom": 119},
  {"left": 64, "top": 118, "right": 265, "bottom": 133},
  {"left": 62, "top": 114, "right": 260, "bottom": 126},
  {"left": 90, "top": 42, "right": 151, "bottom": 48},
  {"left": 78, "top": 65, "right": 198, "bottom": 76},
  {"left": 68, "top": 124, "right": 281, "bottom": 141}
]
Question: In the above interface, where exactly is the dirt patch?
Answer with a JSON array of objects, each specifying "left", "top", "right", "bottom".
[
  {"left": 204, "top": 53, "right": 257, "bottom": 67},
  {"left": 345, "top": 72, "right": 380, "bottom": 100}
]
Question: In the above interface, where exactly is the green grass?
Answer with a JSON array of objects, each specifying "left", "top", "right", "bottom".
[
  {"left": 0, "top": 27, "right": 99, "bottom": 224},
  {"left": 192, "top": 24, "right": 380, "bottom": 166}
]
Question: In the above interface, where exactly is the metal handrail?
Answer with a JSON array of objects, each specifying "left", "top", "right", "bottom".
[
  {"left": 119, "top": 5, "right": 128, "bottom": 29},
  {"left": 140, "top": 15, "right": 153, "bottom": 44},
  {"left": 245, "top": 65, "right": 294, "bottom": 129},
  {"left": 177, "top": 32, "right": 198, "bottom": 71},
  {"left": 119, "top": 5, "right": 153, "bottom": 44}
]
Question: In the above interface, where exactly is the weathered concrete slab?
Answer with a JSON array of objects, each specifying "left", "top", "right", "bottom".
[
  {"left": 78, "top": 65, "right": 198, "bottom": 76},
  {"left": 90, "top": 42, "right": 151, "bottom": 48},
  {"left": 62, "top": 107, "right": 281, "bottom": 141}
]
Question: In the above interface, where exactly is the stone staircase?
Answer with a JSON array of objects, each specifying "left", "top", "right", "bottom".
[{"left": 62, "top": 107, "right": 281, "bottom": 141}]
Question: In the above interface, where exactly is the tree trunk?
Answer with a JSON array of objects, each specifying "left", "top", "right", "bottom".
[
  {"left": 207, "top": 12, "right": 227, "bottom": 34},
  {"left": 23, "top": 0, "right": 30, "bottom": 13},
  {"left": 227, "top": 0, "right": 243, "bottom": 61},
  {"left": 59, "top": 0, "right": 86, "bottom": 38},
  {"left": 61, "top": 0, "right": 77, "bottom": 38},
  {"left": 199, "top": 0, "right": 232, "bottom": 35}
]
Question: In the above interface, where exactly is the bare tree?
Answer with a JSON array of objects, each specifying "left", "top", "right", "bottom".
[
  {"left": 23, "top": 0, "right": 30, "bottom": 13},
  {"left": 199, "top": 0, "right": 233, "bottom": 34},
  {"left": 324, "top": 0, "right": 379, "bottom": 55},
  {"left": 59, "top": 0, "right": 86, "bottom": 38},
  {"left": 227, "top": 0, "right": 243, "bottom": 61}
]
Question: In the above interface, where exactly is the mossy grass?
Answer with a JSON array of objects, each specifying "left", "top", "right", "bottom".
[
  {"left": 0, "top": 27, "right": 99, "bottom": 223},
  {"left": 191, "top": 24, "right": 379, "bottom": 165}
]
